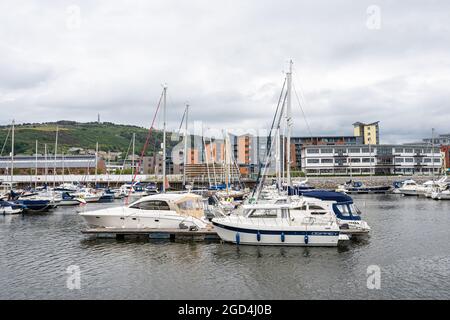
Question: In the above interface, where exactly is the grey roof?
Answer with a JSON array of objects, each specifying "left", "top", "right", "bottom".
[{"left": 0, "top": 155, "right": 97, "bottom": 169}]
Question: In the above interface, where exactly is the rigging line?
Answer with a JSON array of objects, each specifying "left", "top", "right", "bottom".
[
  {"left": 126, "top": 89, "right": 165, "bottom": 204},
  {"left": 115, "top": 135, "right": 133, "bottom": 186},
  {"left": 252, "top": 87, "right": 288, "bottom": 199},
  {"left": 267, "top": 77, "right": 287, "bottom": 151},
  {"left": 292, "top": 82, "right": 313, "bottom": 138},
  {"left": 255, "top": 90, "right": 288, "bottom": 200},
  {"left": 177, "top": 106, "right": 187, "bottom": 135},
  {"left": 251, "top": 77, "right": 286, "bottom": 196},
  {"left": 0, "top": 125, "right": 12, "bottom": 156}
]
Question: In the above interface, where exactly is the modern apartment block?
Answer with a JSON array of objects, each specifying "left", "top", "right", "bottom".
[
  {"left": 291, "top": 135, "right": 362, "bottom": 170},
  {"left": 353, "top": 121, "right": 380, "bottom": 145},
  {"left": 301, "top": 144, "right": 442, "bottom": 175},
  {"left": 423, "top": 133, "right": 450, "bottom": 146}
]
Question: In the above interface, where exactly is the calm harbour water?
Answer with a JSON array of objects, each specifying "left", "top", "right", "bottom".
[{"left": 1, "top": 194, "right": 449, "bottom": 300}]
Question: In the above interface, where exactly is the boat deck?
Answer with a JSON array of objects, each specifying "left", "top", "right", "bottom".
[{"left": 82, "top": 227, "right": 221, "bottom": 241}]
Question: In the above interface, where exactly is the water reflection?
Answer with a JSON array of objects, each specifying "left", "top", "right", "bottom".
[{"left": 1, "top": 194, "right": 450, "bottom": 299}]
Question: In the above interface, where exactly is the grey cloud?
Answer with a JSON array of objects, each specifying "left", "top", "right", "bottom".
[{"left": 0, "top": 0, "right": 449, "bottom": 143}]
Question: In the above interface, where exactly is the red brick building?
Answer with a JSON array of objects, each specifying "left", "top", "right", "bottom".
[{"left": 441, "top": 145, "right": 450, "bottom": 172}]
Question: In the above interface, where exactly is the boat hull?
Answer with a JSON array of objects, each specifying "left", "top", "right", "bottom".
[
  {"left": 1, "top": 206, "right": 23, "bottom": 214},
  {"left": 212, "top": 221, "right": 340, "bottom": 246},
  {"left": 58, "top": 199, "right": 82, "bottom": 206},
  {"left": 80, "top": 207, "right": 208, "bottom": 230},
  {"left": 431, "top": 192, "right": 450, "bottom": 200}
]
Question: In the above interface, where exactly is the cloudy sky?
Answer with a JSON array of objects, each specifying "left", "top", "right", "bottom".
[{"left": 1, "top": 0, "right": 449, "bottom": 143}]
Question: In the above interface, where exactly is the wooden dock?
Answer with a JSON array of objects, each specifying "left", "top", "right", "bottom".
[{"left": 81, "top": 227, "right": 221, "bottom": 241}]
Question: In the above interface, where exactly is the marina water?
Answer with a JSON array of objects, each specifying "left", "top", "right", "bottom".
[{"left": 1, "top": 194, "right": 449, "bottom": 299}]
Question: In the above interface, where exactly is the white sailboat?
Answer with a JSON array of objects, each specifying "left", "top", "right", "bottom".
[
  {"left": 79, "top": 85, "right": 211, "bottom": 229},
  {"left": 213, "top": 60, "right": 353, "bottom": 246}
]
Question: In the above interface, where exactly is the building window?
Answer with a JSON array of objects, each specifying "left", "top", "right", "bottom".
[
  {"left": 348, "top": 148, "right": 361, "bottom": 153},
  {"left": 321, "top": 159, "right": 333, "bottom": 164},
  {"left": 321, "top": 148, "right": 333, "bottom": 154},
  {"left": 307, "top": 148, "right": 319, "bottom": 154},
  {"left": 395, "top": 158, "right": 404, "bottom": 163},
  {"left": 307, "top": 159, "right": 320, "bottom": 164}
]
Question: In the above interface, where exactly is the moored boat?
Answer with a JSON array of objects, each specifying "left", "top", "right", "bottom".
[
  {"left": 0, "top": 199, "right": 24, "bottom": 214},
  {"left": 212, "top": 199, "right": 349, "bottom": 246},
  {"left": 79, "top": 193, "right": 210, "bottom": 230}
]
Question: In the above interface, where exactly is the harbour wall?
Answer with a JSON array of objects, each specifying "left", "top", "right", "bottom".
[{"left": 2, "top": 174, "right": 443, "bottom": 190}]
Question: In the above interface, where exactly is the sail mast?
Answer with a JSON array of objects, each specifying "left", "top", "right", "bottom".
[
  {"left": 95, "top": 141, "right": 99, "bottom": 187},
  {"left": 183, "top": 103, "right": 189, "bottom": 188},
  {"left": 431, "top": 128, "right": 435, "bottom": 182},
  {"left": 286, "top": 59, "right": 293, "bottom": 188},
  {"left": 62, "top": 152, "right": 65, "bottom": 185},
  {"left": 44, "top": 144, "right": 48, "bottom": 185},
  {"left": 53, "top": 125, "right": 59, "bottom": 188},
  {"left": 35, "top": 140, "right": 38, "bottom": 189},
  {"left": 162, "top": 85, "right": 167, "bottom": 193},
  {"left": 10, "top": 120, "right": 14, "bottom": 189}
]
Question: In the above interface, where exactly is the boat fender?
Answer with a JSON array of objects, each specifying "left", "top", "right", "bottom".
[
  {"left": 256, "top": 231, "right": 261, "bottom": 242},
  {"left": 304, "top": 234, "right": 309, "bottom": 244},
  {"left": 281, "top": 232, "right": 285, "bottom": 243},
  {"left": 235, "top": 232, "right": 240, "bottom": 245}
]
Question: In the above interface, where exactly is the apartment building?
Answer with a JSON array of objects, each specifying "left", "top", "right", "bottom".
[
  {"left": 291, "top": 135, "right": 362, "bottom": 170},
  {"left": 301, "top": 144, "right": 442, "bottom": 176},
  {"left": 423, "top": 133, "right": 450, "bottom": 146},
  {"left": 353, "top": 121, "right": 380, "bottom": 145}
]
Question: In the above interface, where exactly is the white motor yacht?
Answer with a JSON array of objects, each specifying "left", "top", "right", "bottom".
[
  {"left": 72, "top": 188, "right": 102, "bottom": 203},
  {"left": 118, "top": 183, "right": 148, "bottom": 201},
  {"left": 79, "top": 193, "right": 210, "bottom": 230},
  {"left": 398, "top": 179, "right": 419, "bottom": 196},
  {"left": 212, "top": 195, "right": 352, "bottom": 246}
]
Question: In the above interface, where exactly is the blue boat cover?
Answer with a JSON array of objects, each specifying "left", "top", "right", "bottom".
[{"left": 301, "top": 190, "right": 353, "bottom": 203}]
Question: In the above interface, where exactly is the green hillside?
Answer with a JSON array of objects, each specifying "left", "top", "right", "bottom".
[{"left": 0, "top": 121, "right": 179, "bottom": 157}]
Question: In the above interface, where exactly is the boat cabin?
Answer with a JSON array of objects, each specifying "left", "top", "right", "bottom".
[{"left": 128, "top": 193, "right": 205, "bottom": 219}]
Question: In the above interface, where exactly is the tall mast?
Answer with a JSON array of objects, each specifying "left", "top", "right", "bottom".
[
  {"left": 10, "top": 120, "right": 15, "bottom": 188},
  {"left": 62, "top": 152, "right": 65, "bottom": 184},
  {"left": 203, "top": 132, "right": 211, "bottom": 187},
  {"left": 44, "top": 144, "right": 48, "bottom": 185},
  {"left": 162, "top": 85, "right": 167, "bottom": 193},
  {"left": 35, "top": 140, "right": 38, "bottom": 189},
  {"left": 95, "top": 141, "right": 99, "bottom": 187},
  {"left": 210, "top": 137, "right": 217, "bottom": 186},
  {"left": 183, "top": 103, "right": 189, "bottom": 188},
  {"left": 276, "top": 128, "right": 281, "bottom": 192},
  {"left": 107, "top": 150, "right": 111, "bottom": 188},
  {"left": 53, "top": 125, "right": 59, "bottom": 188},
  {"left": 224, "top": 131, "right": 229, "bottom": 194},
  {"left": 431, "top": 128, "right": 435, "bottom": 182},
  {"left": 286, "top": 59, "right": 293, "bottom": 187},
  {"left": 131, "top": 133, "right": 135, "bottom": 178},
  {"left": 369, "top": 138, "right": 372, "bottom": 178}
]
